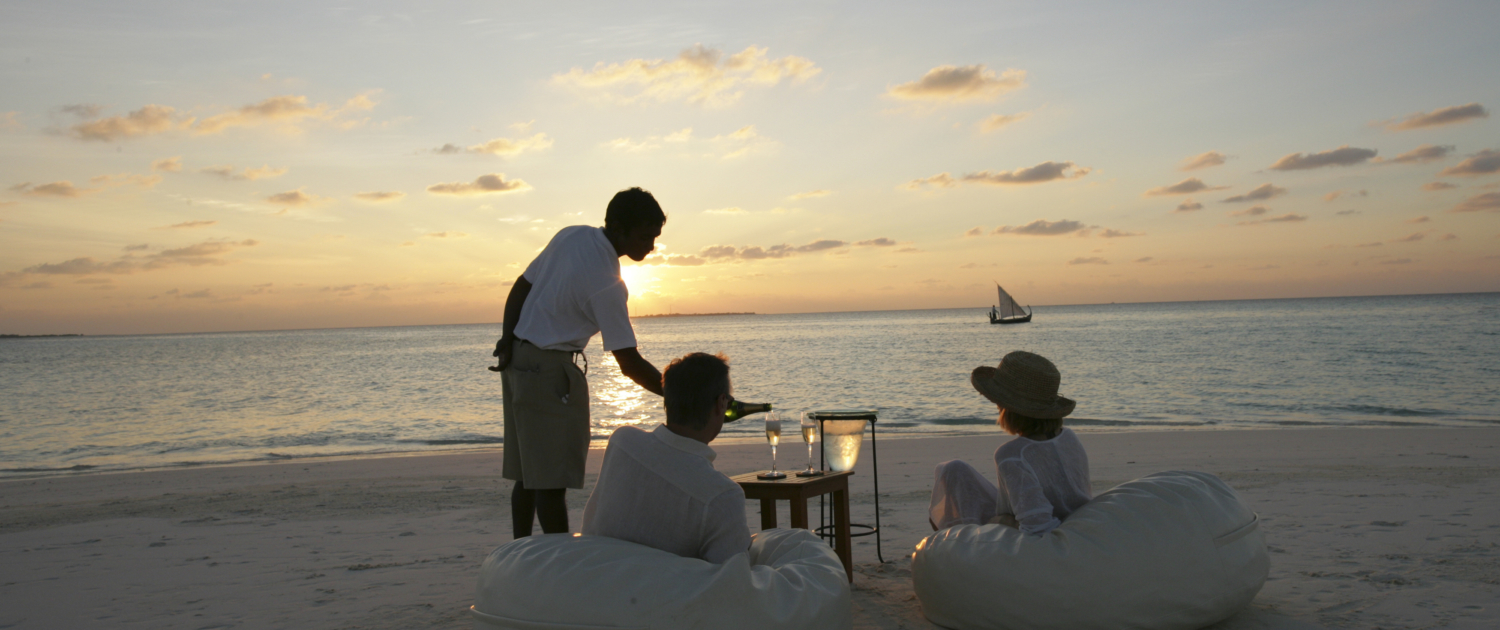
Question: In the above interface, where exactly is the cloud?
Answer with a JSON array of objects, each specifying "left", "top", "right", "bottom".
[
  {"left": 1336, "top": 209, "right": 1360, "bottom": 216},
  {"left": 786, "top": 189, "right": 831, "bottom": 201},
  {"left": 855, "top": 238, "right": 897, "bottom": 247},
  {"left": 1392, "top": 232, "right": 1426, "bottom": 243},
  {"left": 439, "top": 133, "right": 554, "bottom": 156},
  {"left": 1067, "top": 257, "right": 1108, "bottom": 265},
  {"left": 650, "top": 238, "right": 851, "bottom": 265},
  {"left": 1174, "top": 199, "right": 1203, "bottom": 213},
  {"left": 1268, "top": 146, "right": 1377, "bottom": 171},
  {"left": 202, "top": 165, "right": 288, "bottom": 181},
  {"left": 1134, "top": 257, "right": 1154, "bottom": 263},
  {"left": 978, "top": 112, "right": 1029, "bottom": 133},
  {"left": 1229, "top": 206, "right": 1269, "bottom": 217},
  {"left": 1422, "top": 182, "right": 1458, "bottom": 192},
  {"left": 1438, "top": 149, "right": 1500, "bottom": 177},
  {"left": 1239, "top": 213, "right": 1308, "bottom": 225},
  {"left": 1355, "top": 241, "right": 1384, "bottom": 248},
  {"left": 1379, "top": 103, "right": 1488, "bottom": 131},
  {"left": 354, "top": 191, "right": 405, "bottom": 203},
  {"left": 665, "top": 128, "right": 692, "bottom": 142},
  {"left": 994, "top": 219, "right": 1085, "bottom": 236},
  {"left": 1407, "top": 216, "right": 1430, "bottom": 224},
  {"left": 194, "top": 93, "right": 377, "bottom": 135},
  {"left": 964, "top": 227, "right": 984, "bottom": 237},
  {"left": 1451, "top": 192, "right": 1500, "bottom": 213},
  {"left": 896, "top": 247, "right": 920, "bottom": 253},
  {"left": 152, "top": 156, "right": 183, "bottom": 172},
  {"left": 424, "top": 231, "right": 468, "bottom": 238},
  {"left": 553, "top": 44, "right": 820, "bottom": 107},
  {"left": 1144, "top": 177, "right": 1228, "bottom": 197},
  {"left": 426, "top": 173, "right": 532, "bottom": 196},
  {"left": 266, "top": 189, "right": 322, "bottom": 206},
  {"left": 123, "top": 244, "right": 149, "bottom": 251},
  {"left": 1, "top": 111, "right": 21, "bottom": 130},
  {"left": 1099, "top": 229, "right": 1143, "bottom": 238},
  {"left": 796, "top": 239, "right": 846, "bottom": 252},
  {"left": 702, "top": 207, "right": 744, "bottom": 215},
  {"left": 69, "top": 105, "right": 187, "bottom": 141},
  {"left": 886, "top": 65, "right": 1026, "bottom": 102},
  {"left": 1379, "top": 258, "right": 1414, "bottom": 265},
  {"left": 1439, "top": 233, "right": 1457, "bottom": 241},
  {"left": 1386, "top": 144, "right": 1454, "bottom": 164},
  {"left": 1222, "top": 183, "right": 1287, "bottom": 203},
  {"left": 1323, "top": 189, "right": 1368, "bottom": 202},
  {"left": 602, "top": 137, "right": 659, "bottom": 152},
  {"left": 17, "top": 239, "right": 257, "bottom": 276},
  {"left": 15, "top": 181, "right": 89, "bottom": 197},
  {"left": 165, "top": 220, "right": 217, "bottom": 229},
  {"left": 903, "top": 162, "right": 1091, "bottom": 190},
  {"left": 1179, "top": 151, "right": 1227, "bottom": 171}
]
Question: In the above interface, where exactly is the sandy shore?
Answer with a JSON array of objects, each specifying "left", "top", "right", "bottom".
[{"left": 3, "top": 427, "right": 1498, "bottom": 629}]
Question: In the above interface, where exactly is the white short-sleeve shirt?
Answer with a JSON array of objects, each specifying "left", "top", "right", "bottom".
[
  {"left": 582, "top": 425, "right": 751, "bottom": 564},
  {"left": 514, "top": 226, "right": 638, "bottom": 352}
]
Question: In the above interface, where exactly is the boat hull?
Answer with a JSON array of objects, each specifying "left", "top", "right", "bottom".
[{"left": 990, "top": 313, "right": 1032, "bottom": 325}]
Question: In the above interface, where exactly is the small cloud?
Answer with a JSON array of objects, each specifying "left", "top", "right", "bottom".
[
  {"left": 786, "top": 189, "right": 831, "bottom": 201},
  {"left": 553, "top": 44, "right": 820, "bottom": 107},
  {"left": 180, "top": 289, "right": 214, "bottom": 299},
  {"left": 1229, "top": 206, "right": 1269, "bottom": 217},
  {"left": 1379, "top": 103, "right": 1488, "bottom": 131},
  {"left": 1134, "top": 257, "right": 1153, "bottom": 263},
  {"left": 424, "top": 231, "right": 469, "bottom": 238},
  {"left": 1067, "top": 257, "right": 1108, "bottom": 265},
  {"left": 194, "top": 92, "right": 378, "bottom": 135},
  {"left": 1179, "top": 151, "right": 1227, "bottom": 171},
  {"left": 1386, "top": 144, "right": 1454, "bottom": 164},
  {"left": 354, "top": 191, "right": 405, "bottom": 203},
  {"left": 1174, "top": 199, "right": 1203, "bottom": 213},
  {"left": 426, "top": 173, "right": 532, "bottom": 196},
  {"left": 1144, "top": 177, "right": 1228, "bottom": 197},
  {"left": 266, "top": 188, "right": 324, "bottom": 207},
  {"left": 855, "top": 238, "right": 897, "bottom": 247},
  {"left": 1099, "top": 229, "right": 1143, "bottom": 238},
  {"left": 1407, "top": 216, "right": 1430, "bottom": 224},
  {"left": 398, "top": 241, "right": 415, "bottom": 247},
  {"left": 152, "top": 156, "right": 183, "bottom": 173},
  {"left": 886, "top": 65, "right": 1026, "bottom": 102},
  {"left": 963, "top": 161, "right": 1090, "bottom": 186},
  {"left": 1422, "top": 181, "right": 1458, "bottom": 192},
  {"left": 978, "top": 112, "right": 1029, "bottom": 133},
  {"left": 165, "top": 220, "right": 217, "bottom": 229},
  {"left": 1379, "top": 258, "right": 1415, "bottom": 265},
  {"left": 1222, "top": 183, "right": 1287, "bottom": 203},
  {"left": 201, "top": 165, "right": 288, "bottom": 181},
  {"left": 1355, "top": 242, "right": 1383, "bottom": 248},
  {"left": 123, "top": 243, "right": 149, "bottom": 251},
  {"left": 1324, "top": 189, "right": 1368, "bottom": 202},
  {"left": 1439, "top": 233, "right": 1457, "bottom": 241},
  {"left": 70, "top": 104, "right": 187, "bottom": 141},
  {"left": 1268, "top": 146, "right": 1377, "bottom": 171},
  {"left": 1438, "top": 149, "right": 1500, "bottom": 177},
  {"left": 994, "top": 219, "right": 1085, "bottom": 236},
  {"left": 896, "top": 247, "right": 920, "bottom": 253},
  {"left": 796, "top": 239, "right": 845, "bottom": 252},
  {"left": 1239, "top": 213, "right": 1308, "bottom": 225},
  {"left": 440, "top": 133, "right": 554, "bottom": 156},
  {"left": 16, "top": 181, "right": 89, "bottom": 198},
  {"left": 901, "top": 173, "right": 957, "bottom": 190},
  {"left": 963, "top": 226, "right": 984, "bottom": 237},
  {"left": 702, "top": 207, "right": 744, "bottom": 214},
  {"left": 1451, "top": 192, "right": 1500, "bottom": 213},
  {"left": 1, "top": 111, "right": 22, "bottom": 130},
  {"left": 1392, "top": 232, "right": 1427, "bottom": 243},
  {"left": 664, "top": 128, "right": 692, "bottom": 142},
  {"left": 1336, "top": 209, "right": 1360, "bottom": 216},
  {"left": 602, "top": 137, "right": 659, "bottom": 152},
  {"left": 21, "top": 281, "right": 54, "bottom": 289}
]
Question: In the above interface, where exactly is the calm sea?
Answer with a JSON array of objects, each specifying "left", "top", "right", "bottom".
[{"left": 2, "top": 293, "right": 1497, "bottom": 475}]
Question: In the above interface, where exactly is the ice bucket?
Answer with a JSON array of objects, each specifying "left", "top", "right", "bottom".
[{"left": 809, "top": 409, "right": 877, "bottom": 472}]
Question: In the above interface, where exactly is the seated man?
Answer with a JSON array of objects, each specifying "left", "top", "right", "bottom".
[{"left": 581, "top": 352, "right": 751, "bottom": 563}]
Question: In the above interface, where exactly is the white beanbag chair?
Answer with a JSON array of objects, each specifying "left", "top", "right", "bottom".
[
  {"left": 471, "top": 527, "right": 851, "bottom": 630},
  {"left": 912, "top": 470, "right": 1267, "bottom": 630}
]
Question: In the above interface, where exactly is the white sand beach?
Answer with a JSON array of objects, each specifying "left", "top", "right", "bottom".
[{"left": 2, "top": 427, "right": 1497, "bottom": 629}]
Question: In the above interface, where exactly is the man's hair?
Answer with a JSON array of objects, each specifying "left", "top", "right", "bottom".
[
  {"left": 1001, "top": 408, "right": 1064, "bottom": 438},
  {"left": 605, "top": 187, "right": 667, "bottom": 233},
  {"left": 663, "top": 352, "right": 730, "bottom": 430}
]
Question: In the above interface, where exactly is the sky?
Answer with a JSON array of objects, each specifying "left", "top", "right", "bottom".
[{"left": 2, "top": 0, "right": 1498, "bottom": 335}]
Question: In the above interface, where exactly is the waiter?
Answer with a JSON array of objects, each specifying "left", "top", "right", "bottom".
[{"left": 490, "top": 187, "right": 666, "bottom": 538}]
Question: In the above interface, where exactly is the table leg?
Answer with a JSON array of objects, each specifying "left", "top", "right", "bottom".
[
  {"left": 759, "top": 498, "right": 777, "bottom": 530},
  {"left": 789, "top": 496, "right": 808, "bottom": 529},
  {"left": 833, "top": 488, "right": 853, "bottom": 582}
]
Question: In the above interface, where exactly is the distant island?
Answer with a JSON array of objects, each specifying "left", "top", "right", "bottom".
[
  {"left": 634, "top": 312, "right": 754, "bottom": 319},
  {"left": 1, "top": 334, "right": 85, "bottom": 338}
]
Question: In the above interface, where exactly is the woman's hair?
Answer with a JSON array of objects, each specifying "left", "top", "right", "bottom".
[{"left": 1000, "top": 408, "right": 1063, "bottom": 437}]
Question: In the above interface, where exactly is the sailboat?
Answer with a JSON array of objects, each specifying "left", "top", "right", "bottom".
[{"left": 988, "top": 283, "right": 1032, "bottom": 324}]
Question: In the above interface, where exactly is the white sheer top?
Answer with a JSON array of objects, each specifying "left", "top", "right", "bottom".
[{"left": 996, "top": 428, "right": 1092, "bottom": 534}]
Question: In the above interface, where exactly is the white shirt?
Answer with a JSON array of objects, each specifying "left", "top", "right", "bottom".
[
  {"left": 996, "top": 428, "right": 1092, "bottom": 535},
  {"left": 514, "top": 226, "right": 637, "bottom": 352},
  {"left": 582, "top": 425, "right": 752, "bottom": 564}
]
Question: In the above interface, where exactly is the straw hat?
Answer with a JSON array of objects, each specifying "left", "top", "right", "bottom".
[{"left": 970, "top": 351, "right": 1076, "bottom": 419}]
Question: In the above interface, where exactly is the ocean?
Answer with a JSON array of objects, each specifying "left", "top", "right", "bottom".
[{"left": 2, "top": 292, "right": 1497, "bottom": 475}]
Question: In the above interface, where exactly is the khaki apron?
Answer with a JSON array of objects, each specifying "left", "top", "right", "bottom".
[{"left": 501, "top": 340, "right": 590, "bottom": 489}]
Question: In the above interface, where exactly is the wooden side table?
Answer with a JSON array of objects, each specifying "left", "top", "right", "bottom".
[{"left": 730, "top": 470, "right": 854, "bottom": 581}]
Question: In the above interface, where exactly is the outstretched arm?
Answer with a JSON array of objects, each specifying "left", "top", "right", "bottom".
[
  {"left": 611, "top": 346, "right": 664, "bottom": 396},
  {"left": 490, "top": 275, "right": 533, "bottom": 372}
]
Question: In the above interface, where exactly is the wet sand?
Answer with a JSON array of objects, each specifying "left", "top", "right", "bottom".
[{"left": 2, "top": 427, "right": 1497, "bottom": 629}]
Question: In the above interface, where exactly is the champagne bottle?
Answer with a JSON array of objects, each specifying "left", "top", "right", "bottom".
[{"left": 724, "top": 400, "right": 772, "bottom": 422}]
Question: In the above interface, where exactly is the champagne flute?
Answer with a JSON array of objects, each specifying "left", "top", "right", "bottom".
[
  {"left": 759, "top": 411, "right": 786, "bottom": 479},
  {"left": 798, "top": 412, "right": 822, "bottom": 476}
]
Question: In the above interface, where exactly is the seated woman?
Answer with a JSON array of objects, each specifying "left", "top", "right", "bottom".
[{"left": 929, "top": 351, "right": 1091, "bottom": 535}]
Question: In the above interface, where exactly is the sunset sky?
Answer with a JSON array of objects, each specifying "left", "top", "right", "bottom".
[{"left": 2, "top": 1, "right": 1498, "bottom": 335}]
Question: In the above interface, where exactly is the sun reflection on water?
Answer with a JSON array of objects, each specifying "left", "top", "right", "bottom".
[{"left": 593, "top": 352, "right": 655, "bottom": 431}]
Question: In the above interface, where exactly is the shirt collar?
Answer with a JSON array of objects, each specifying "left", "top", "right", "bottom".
[{"left": 652, "top": 424, "right": 717, "bottom": 463}]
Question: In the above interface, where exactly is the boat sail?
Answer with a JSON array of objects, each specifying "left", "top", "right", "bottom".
[{"left": 988, "top": 283, "right": 1032, "bottom": 325}]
